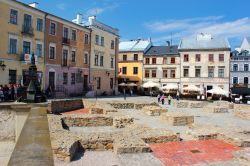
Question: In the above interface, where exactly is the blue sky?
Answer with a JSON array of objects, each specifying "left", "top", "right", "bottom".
[{"left": 20, "top": 0, "right": 250, "bottom": 48}]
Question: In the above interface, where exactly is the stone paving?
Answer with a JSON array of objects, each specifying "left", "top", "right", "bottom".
[
  {"left": 0, "top": 141, "right": 15, "bottom": 166},
  {"left": 52, "top": 96, "right": 250, "bottom": 166}
]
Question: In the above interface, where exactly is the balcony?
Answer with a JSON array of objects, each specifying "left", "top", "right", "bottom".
[
  {"left": 62, "top": 37, "right": 70, "bottom": 45},
  {"left": 21, "top": 25, "right": 34, "bottom": 36}
]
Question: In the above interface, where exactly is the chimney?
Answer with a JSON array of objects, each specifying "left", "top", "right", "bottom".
[
  {"left": 29, "top": 2, "right": 38, "bottom": 8},
  {"left": 88, "top": 16, "right": 96, "bottom": 25},
  {"left": 75, "top": 13, "right": 83, "bottom": 24}
]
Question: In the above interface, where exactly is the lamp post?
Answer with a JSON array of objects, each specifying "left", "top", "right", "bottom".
[
  {"left": 123, "top": 78, "right": 126, "bottom": 100},
  {"left": 0, "top": 60, "right": 6, "bottom": 71}
]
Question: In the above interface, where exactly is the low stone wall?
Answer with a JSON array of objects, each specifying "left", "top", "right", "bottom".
[
  {"left": 113, "top": 116, "right": 134, "bottom": 128},
  {"left": 134, "top": 102, "right": 158, "bottom": 110},
  {"left": 189, "top": 101, "right": 207, "bottom": 108},
  {"left": 62, "top": 115, "right": 113, "bottom": 127},
  {"left": 204, "top": 106, "right": 229, "bottom": 113},
  {"left": 161, "top": 112, "right": 194, "bottom": 126},
  {"left": 48, "top": 115, "right": 179, "bottom": 161},
  {"left": 187, "top": 125, "right": 220, "bottom": 140},
  {"left": 49, "top": 99, "right": 83, "bottom": 114},
  {"left": 173, "top": 101, "right": 189, "bottom": 108},
  {"left": 218, "top": 130, "right": 250, "bottom": 147},
  {"left": 90, "top": 108, "right": 104, "bottom": 114},
  {"left": 234, "top": 104, "right": 250, "bottom": 111},
  {"left": 109, "top": 102, "right": 135, "bottom": 109},
  {"left": 142, "top": 106, "right": 166, "bottom": 116}
]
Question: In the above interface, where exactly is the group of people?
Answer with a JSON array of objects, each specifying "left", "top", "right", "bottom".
[
  {"left": 157, "top": 94, "right": 173, "bottom": 105},
  {"left": 0, "top": 84, "right": 22, "bottom": 102}
]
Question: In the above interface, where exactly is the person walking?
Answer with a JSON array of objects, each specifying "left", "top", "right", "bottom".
[
  {"left": 160, "top": 94, "right": 165, "bottom": 105},
  {"left": 14, "top": 84, "right": 18, "bottom": 100},
  {"left": 176, "top": 91, "right": 180, "bottom": 101},
  {"left": 168, "top": 94, "right": 172, "bottom": 105},
  {"left": 0, "top": 86, "right": 4, "bottom": 102},
  {"left": 157, "top": 93, "right": 161, "bottom": 103}
]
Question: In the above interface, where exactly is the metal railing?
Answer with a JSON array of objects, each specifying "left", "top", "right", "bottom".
[{"left": 21, "top": 25, "right": 34, "bottom": 36}]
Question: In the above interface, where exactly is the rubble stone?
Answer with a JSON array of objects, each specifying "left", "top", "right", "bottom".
[{"left": 142, "top": 106, "right": 166, "bottom": 116}]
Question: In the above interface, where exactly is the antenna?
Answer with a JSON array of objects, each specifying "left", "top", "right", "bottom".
[{"left": 170, "top": 32, "right": 173, "bottom": 46}]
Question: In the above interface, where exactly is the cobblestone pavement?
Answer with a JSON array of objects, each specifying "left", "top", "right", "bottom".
[{"left": 0, "top": 141, "right": 15, "bottom": 166}]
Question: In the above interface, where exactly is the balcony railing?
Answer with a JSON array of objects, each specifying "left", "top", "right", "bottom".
[
  {"left": 62, "top": 37, "right": 70, "bottom": 45},
  {"left": 21, "top": 25, "right": 34, "bottom": 36}
]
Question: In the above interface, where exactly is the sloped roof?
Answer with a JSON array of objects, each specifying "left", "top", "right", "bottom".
[
  {"left": 119, "top": 39, "right": 152, "bottom": 52},
  {"left": 145, "top": 46, "right": 178, "bottom": 56},
  {"left": 178, "top": 35, "right": 230, "bottom": 50},
  {"left": 246, "top": 37, "right": 250, "bottom": 44}
]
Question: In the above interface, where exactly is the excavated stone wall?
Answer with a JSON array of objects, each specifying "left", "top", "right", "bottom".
[
  {"left": 0, "top": 111, "right": 15, "bottom": 142},
  {"left": 160, "top": 112, "right": 194, "bottom": 126},
  {"left": 49, "top": 99, "right": 83, "bottom": 114}
]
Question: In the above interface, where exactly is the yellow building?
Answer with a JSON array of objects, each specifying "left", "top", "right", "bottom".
[
  {"left": 0, "top": 0, "right": 46, "bottom": 88},
  {"left": 118, "top": 39, "right": 152, "bottom": 91}
]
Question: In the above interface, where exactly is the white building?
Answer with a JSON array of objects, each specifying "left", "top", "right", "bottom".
[{"left": 178, "top": 34, "right": 231, "bottom": 95}]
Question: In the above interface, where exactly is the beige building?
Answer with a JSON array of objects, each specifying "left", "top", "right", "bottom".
[
  {"left": 86, "top": 16, "right": 119, "bottom": 95},
  {"left": 143, "top": 45, "right": 180, "bottom": 87},
  {"left": 0, "top": 0, "right": 45, "bottom": 88},
  {"left": 178, "top": 34, "right": 231, "bottom": 94}
]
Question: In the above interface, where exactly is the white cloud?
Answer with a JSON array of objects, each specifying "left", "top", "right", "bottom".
[
  {"left": 86, "top": 3, "right": 119, "bottom": 16},
  {"left": 56, "top": 3, "right": 67, "bottom": 10},
  {"left": 145, "top": 16, "right": 250, "bottom": 44}
]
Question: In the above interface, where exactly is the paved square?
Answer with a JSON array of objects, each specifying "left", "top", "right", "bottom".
[{"left": 149, "top": 139, "right": 241, "bottom": 166}]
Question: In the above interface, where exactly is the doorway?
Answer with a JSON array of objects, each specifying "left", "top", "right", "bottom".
[
  {"left": 49, "top": 72, "right": 55, "bottom": 90},
  {"left": 207, "top": 85, "right": 213, "bottom": 97}
]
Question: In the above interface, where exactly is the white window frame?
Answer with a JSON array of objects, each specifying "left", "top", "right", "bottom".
[
  {"left": 36, "top": 41, "right": 43, "bottom": 57},
  {"left": 49, "top": 43, "right": 56, "bottom": 60},
  {"left": 50, "top": 21, "right": 57, "bottom": 36},
  {"left": 8, "top": 34, "right": 18, "bottom": 54},
  {"left": 71, "top": 48, "right": 76, "bottom": 63}
]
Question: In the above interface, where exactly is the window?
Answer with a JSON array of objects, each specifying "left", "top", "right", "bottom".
[
  {"left": 208, "top": 67, "right": 214, "bottom": 78},
  {"left": 10, "top": 9, "right": 18, "bottom": 24},
  {"left": 244, "top": 77, "right": 249, "bottom": 84},
  {"left": 95, "top": 35, "right": 99, "bottom": 45},
  {"left": 71, "top": 73, "right": 76, "bottom": 84},
  {"left": 195, "top": 68, "right": 201, "bottom": 77},
  {"left": 49, "top": 46, "right": 55, "bottom": 59},
  {"left": 122, "top": 67, "right": 127, "bottom": 74},
  {"left": 62, "top": 49, "right": 68, "bottom": 66},
  {"left": 36, "top": 18, "right": 43, "bottom": 32},
  {"left": 133, "top": 67, "right": 138, "bottom": 75},
  {"left": 151, "top": 70, "right": 156, "bottom": 78},
  {"left": 9, "top": 38, "right": 17, "bottom": 54},
  {"left": 218, "top": 68, "right": 224, "bottom": 78},
  {"left": 101, "top": 37, "right": 104, "bottom": 46},
  {"left": 63, "top": 73, "right": 68, "bottom": 84},
  {"left": 163, "top": 58, "right": 167, "bottom": 64},
  {"left": 123, "top": 54, "right": 127, "bottom": 61},
  {"left": 84, "top": 34, "right": 89, "bottom": 44},
  {"left": 71, "top": 51, "right": 76, "bottom": 62},
  {"left": 110, "top": 78, "right": 113, "bottom": 89},
  {"left": 184, "top": 68, "right": 189, "bottom": 77},
  {"left": 50, "top": 22, "right": 56, "bottom": 35},
  {"left": 23, "top": 41, "right": 31, "bottom": 54},
  {"left": 111, "top": 40, "right": 115, "bottom": 49},
  {"left": 163, "top": 70, "right": 168, "bottom": 78},
  {"left": 152, "top": 58, "right": 156, "bottom": 64},
  {"left": 233, "top": 77, "right": 238, "bottom": 84},
  {"left": 170, "top": 70, "right": 175, "bottom": 78},
  {"left": 24, "top": 14, "right": 31, "bottom": 27},
  {"left": 195, "top": 54, "right": 201, "bottom": 62},
  {"left": 94, "top": 54, "right": 99, "bottom": 66},
  {"left": 244, "top": 64, "right": 249, "bottom": 71},
  {"left": 9, "top": 70, "right": 16, "bottom": 84},
  {"left": 184, "top": 54, "right": 189, "bottom": 62},
  {"left": 209, "top": 54, "right": 214, "bottom": 62},
  {"left": 97, "top": 77, "right": 101, "bottom": 89},
  {"left": 145, "top": 70, "right": 149, "bottom": 78},
  {"left": 219, "top": 54, "right": 224, "bottom": 62},
  {"left": 72, "top": 30, "right": 76, "bottom": 41},
  {"left": 100, "top": 56, "right": 104, "bottom": 66},
  {"left": 111, "top": 57, "right": 114, "bottom": 68},
  {"left": 63, "top": 27, "right": 69, "bottom": 39},
  {"left": 233, "top": 64, "right": 238, "bottom": 71},
  {"left": 171, "top": 57, "right": 175, "bottom": 64},
  {"left": 84, "top": 53, "right": 88, "bottom": 64},
  {"left": 133, "top": 54, "right": 138, "bottom": 61},
  {"left": 36, "top": 43, "right": 42, "bottom": 57},
  {"left": 145, "top": 58, "right": 150, "bottom": 64}
]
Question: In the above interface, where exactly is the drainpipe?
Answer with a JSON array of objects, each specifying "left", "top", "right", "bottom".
[
  {"left": 43, "top": 13, "right": 48, "bottom": 91},
  {"left": 89, "top": 28, "right": 92, "bottom": 88}
]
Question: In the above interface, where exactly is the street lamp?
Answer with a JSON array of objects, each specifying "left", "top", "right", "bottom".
[
  {"left": 0, "top": 60, "right": 6, "bottom": 71},
  {"left": 123, "top": 78, "right": 126, "bottom": 100}
]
